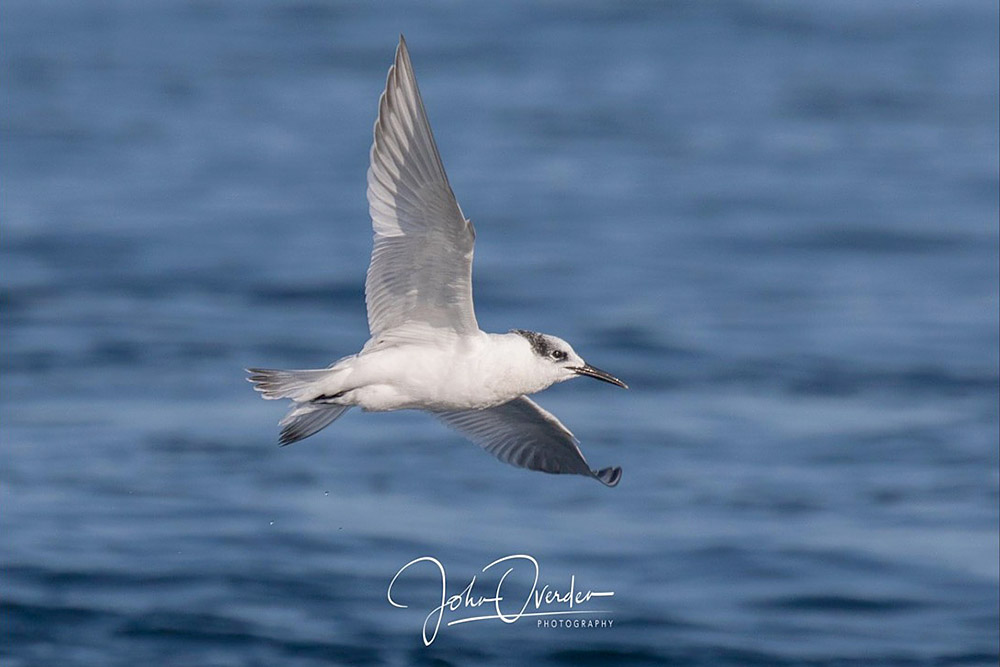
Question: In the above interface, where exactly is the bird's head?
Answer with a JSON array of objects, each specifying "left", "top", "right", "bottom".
[{"left": 511, "top": 330, "right": 628, "bottom": 390}]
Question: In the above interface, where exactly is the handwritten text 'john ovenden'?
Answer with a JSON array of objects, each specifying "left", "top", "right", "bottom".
[{"left": 386, "top": 554, "right": 614, "bottom": 646}]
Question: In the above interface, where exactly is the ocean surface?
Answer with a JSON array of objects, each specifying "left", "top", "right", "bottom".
[{"left": 2, "top": 1, "right": 998, "bottom": 665}]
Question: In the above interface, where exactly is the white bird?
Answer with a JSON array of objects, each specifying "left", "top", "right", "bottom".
[{"left": 248, "top": 36, "right": 627, "bottom": 486}]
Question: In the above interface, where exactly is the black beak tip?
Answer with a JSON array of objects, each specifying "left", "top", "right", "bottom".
[{"left": 574, "top": 365, "right": 628, "bottom": 389}]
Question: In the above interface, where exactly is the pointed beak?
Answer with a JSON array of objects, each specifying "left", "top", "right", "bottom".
[{"left": 572, "top": 364, "right": 628, "bottom": 389}]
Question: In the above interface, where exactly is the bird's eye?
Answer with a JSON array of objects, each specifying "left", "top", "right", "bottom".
[{"left": 551, "top": 350, "right": 567, "bottom": 361}]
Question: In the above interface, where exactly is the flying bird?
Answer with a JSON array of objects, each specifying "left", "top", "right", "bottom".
[{"left": 248, "top": 36, "right": 627, "bottom": 486}]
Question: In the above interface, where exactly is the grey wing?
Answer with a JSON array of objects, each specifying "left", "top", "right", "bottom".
[
  {"left": 435, "top": 396, "right": 622, "bottom": 487},
  {"left": 365, "top": 36, "right": 478, "bottom": 339}
]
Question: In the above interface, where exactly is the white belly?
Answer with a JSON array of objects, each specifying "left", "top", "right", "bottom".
[{"left": 339, "top": 338, "right": 534, "bottom": 412}]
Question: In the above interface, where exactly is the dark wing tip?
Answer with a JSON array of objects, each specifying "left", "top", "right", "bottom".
[
  {"left": 278, "top": 425, "right": 305, "bottom": 447},
  {"left": 593, "top": 466, "right": 622, "bottom": 487},
  {"left": 396, "top": 34, "right": 410, "bottom": 63}
]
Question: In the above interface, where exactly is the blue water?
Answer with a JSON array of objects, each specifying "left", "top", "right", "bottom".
[{"left": 2, "top": 1, "right": 998, "bottom": 665}]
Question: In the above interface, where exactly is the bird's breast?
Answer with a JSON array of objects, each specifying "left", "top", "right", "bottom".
[{"left": 350, "top": 340, "right": 537, "bottom": 412}]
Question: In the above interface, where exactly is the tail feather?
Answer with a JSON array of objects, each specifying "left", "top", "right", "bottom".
[
  {"left": 278, "top": 403, "right": 350, "bottom": 446},
  {"left": 246, "top": 367, "right": 333, "bottom": 401},
  {"left": 247, "top": 366, "right": 352, "bottom": 444}
]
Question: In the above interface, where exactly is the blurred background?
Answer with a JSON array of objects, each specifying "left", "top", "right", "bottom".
[{"left": 2, "top": 1, "right": 997, "bottom": 665}]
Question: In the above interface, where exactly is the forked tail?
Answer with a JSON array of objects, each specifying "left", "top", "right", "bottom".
[
  {"left": 247, "top": 367, "right": 334, "bottom": 401},
  {"left": 246, "top": 367, "right": 352, "bottom": 445}
]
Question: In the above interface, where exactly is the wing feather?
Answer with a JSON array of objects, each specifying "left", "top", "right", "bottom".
[
  {"left": 365, "top": 36, "right": 478, "bottom": 339},
  {"left": 435, "top": 397, "right": 622, "bottom": 487}
]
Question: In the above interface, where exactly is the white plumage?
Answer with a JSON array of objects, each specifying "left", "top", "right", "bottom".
[{"left": 248, "top": 36, "right": 627, "bottom": 486}]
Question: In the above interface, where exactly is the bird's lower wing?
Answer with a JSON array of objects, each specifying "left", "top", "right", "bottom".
[{"left": 434, "top": 396, "right": 621, "bottom": 487}]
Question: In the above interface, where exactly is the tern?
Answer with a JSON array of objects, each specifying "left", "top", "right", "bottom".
[{"left": 248, "top": 36, "right": 627, "bottom": 486}]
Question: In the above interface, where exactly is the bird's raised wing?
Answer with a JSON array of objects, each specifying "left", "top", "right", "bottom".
[
  {"left": 365, "top": 36, "right": 478, "bottom": 341},
  {"left": 434, "top": 396, "right": 622, "bottom": 487}
]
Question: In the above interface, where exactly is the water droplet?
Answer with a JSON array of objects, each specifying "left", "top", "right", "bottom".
[{"left": 269, "top": 521, "right": 274, "bottom": 526}]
